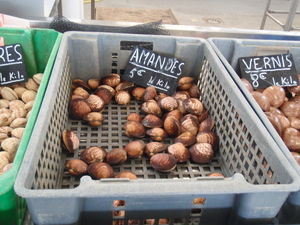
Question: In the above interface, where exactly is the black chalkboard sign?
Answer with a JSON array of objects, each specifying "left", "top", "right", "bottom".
[
  {"left": 0, "top": 44, "right": 28, "bottom": 86},
  {"left": 123, "top": 47, "right": 185, "bottom": 95},
  {"left": 239, "top": 53, "right": 299, "bottom": 89}
]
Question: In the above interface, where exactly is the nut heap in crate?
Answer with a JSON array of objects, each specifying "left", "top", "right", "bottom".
[
  {"left": 64, "top": 73, "right": 224, "bottom": 179},
  {"left": 0, "top": 73, "right": 43, "bottom": 176},
  {"left": 241, "top": 77, "right": 300, "bottom": 166}
]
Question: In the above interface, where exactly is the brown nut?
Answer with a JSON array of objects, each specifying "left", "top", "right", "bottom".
[
  {"left": 115, "top": 171, "right": 138, "bottom": 179},
  {"left": 163, "top": 109, "right": 183, "bottom": 121},
  {"left": 207, "top": 172, "right": 225, "bottom": 177},
  {"left": 86, "top": 94, "right": 106, "bottom": 112},
  {"left": 72, "top": 79, "right": 90, "bottom": 91},
  {"left": 175, "top": 98, "right": 188, "bottom": 115},
  {"left": 291, "top": 151, "right": 300, "bottom": 166},
  {"left": 140, "top": 100, "right": 162, "bottom": 117},
  {"left": 83, "top": 112, "right": 104, "bottom": 127},
  {"left": 289, "top": 116, "right": 300, "bottom": 130},
  {"left": 94, "top": 87, "right": 113, "bottom": 105},
  {"left": 281, "top": 101, "right": 300, "bottom": 118},
  {"left": 269, "top": 107, "right": 285, "bottom": 117},
  {"left": 98, "top": 85, "right": 116, "bottom": 96},
  {"left": 172, "top": 91, "right": 190, "bottom": 100},
  {"left": 68, "top": 98, "right": 91, "bottom": 120},
  {"left": 101, "top": 73, "right": 121, "bottom": 87},
  {"left": 123, "top": 121, "right": 146, "bottom": 138},
  {"left": 146, "top": 127, "right": 168, "bottom": 141},
  {"left": 240, "top": 78, "right": 254, "bottom": 92},
  {"left": 105, "top": 148, "right": 127, "bottom": 165},
  {"left": 62, "top": 129, "right": 79, "bottom": 153},
  {"left": 180, "top": 114, "right": 199, "bottom": 136},
  {"left": 199, "top": 118, "right": 215, "bottom": 132},
  {"left": 115, "top": 91, "right": 131, "bottom": 105},
  {"left": 277, "top": 115, "right": 290, "bottom": 132},
  {"left": 196, "top": 131, "right": 219, "bottom": 151},
  {"left": 143, "top": 86, "right": 157, "bottom": 102},
  {"left": 262, "top": 86, "right": 286, "bottom": 108},
  {"left": 150, "top": 153, "right": 177, "bottom": 172},
  {"left": 198, "top": 110, "right": 209, "bottom": 124},
  {"left": 265, "top": 112, "right": 282, "bottom": 137},
  {"left": 115, "top": 81, "right": 135, "bottom": 92},
  {"left": 88, "top": 162, "right": 114, "bottom": 179},
  {"left": 144, "top": 142, "right": 168, "bottom": 157},
  {"left": 167, "top": 142, "right": 190, "bottom": 162},
  {"left": 251, "top": 91, "right": 270, "bottom": 112},
  {"left": 155, "top": 92, "right": 169, "bottom": 102},
  {"left": 158, "top": 96, "right": 178, "bottom": 111},
  {"left": 189, "top": 143, "right": 214, "bottom": 164},
  {"left": 80, "top": 146, "right": 107, "bottom": 164},
  {"left": 72, "top": 87, "right": 90, "bottom": 99},
  {"left": 177, "top": 76, "right": 194, "bottom": 91},
  {"left": 127, "top": 112, "right": 142, "bottom": 123},
  {"left": 65, "top": 159, "right": 88, "bottom": 176},
  {"left": 124, "top": 140, "right": 145, "bottom": 158},
  {"left": 183, "top": 98, "right": 204, "bottom": 115},
  {"left": 283, "top": 127, "right": 300, "bottom": 153},
  {"left": 141, "top": 114, "right": 163, "bottom": 128},
  {"left": 132, "top": 87, "right": 146, "bottom": 101},
  {"left": 163, "top": 116, "right": 181, "bottom": 137},
  {"left": 87, "top": 78, "right": 100, "bottom": 90},
  {"left": 188, "top": 84, "right": 200, "bottom": 98},
  {"left": 174, "top": 131, "right": 196, "bottom": 146}
]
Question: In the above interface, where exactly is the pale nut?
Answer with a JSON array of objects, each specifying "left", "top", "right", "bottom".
[
  {"left": 80, "top": 146, "right": 107, "bottom": 164},
  {"left": 0, "top": 133, "right": 8, "bottom": 144},
  {"left": 158, "top": 96, "right": 178, "bottom": 111},
  {"left": 0, "top": 113, "right": 13, "bottom": 126},
  {"left": 124, "top": 140, "right": 145, "bottom": 158},
  {"left": 2, "top": 163, "right": 13, "bottom": 173},
  {"left": 25, "top": 78, "right": 39, "bottom": 91},
  {"left": 10, "top": 118, "right": 27, "bottom": 128},
  {"left": 33, "top": 73, "right": 43, "bottom": 85},
  {"left": 0, "top": 126, "right": 13, "bottom": 135},
  {"left": 21, "top": 90, "right": 37, "bottom": 103},
  {"left": 0, "top": 154, "right": 9, "bottom": 171},
  {"left": 9, "top": 100, "right": 25, "bottom": 111},
  {"left": 177, "top": 76, "right": 194, "bottom": 91},
  {"left": 115, "top": 91, "right": 131, "bottom": 105},
  {"left": 87, "top": 78, "right": 100, "bottom": 90},
  {"left": 86, "top": 94, "right": 105, "bottom": 112},
  {"left": 183, "top": 98, "right": 204, "bottom": 116},
  {"left": 83, "top": 112, "right": 104, "bottom": 127},
  {"left": 0, "top": 99, "right": 9, "bottom": 109},
  {"left": 1, "top": 137, "right": 20, "bottom": 154},
  {"left": 144, "top": 142, "right": 168, "bottom": 157},
  {"left": 11, "top": 127, "right": 25, "bottom": 139},
  {"left": 0, "top": 151, "right": 11, "bottom": 162},
  {"left": 26, "top": 111, "right": 31, "bottom": 119},
  {"left": 24, "top": 100, "right": 34, "bottom": 111},
  {"left": 1, "top": 87, "right": 18, "bottom": 101},
  {"left": 12, "top": 107, "right": 27, "bottom": 119},
  {"left": 167, "top": 142, "right": 190, "bottom": 162},
  {"left": 72, "top": 87, "right": 90, "bottom": 99},
  {"left": 14, "top": 87, "right": 27, "bottom": 99}
]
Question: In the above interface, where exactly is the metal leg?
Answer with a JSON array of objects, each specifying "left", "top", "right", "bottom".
[
  {"left": 260, "top": 0, "right": 272, "bottom": 30},
  {"left": 284, "top": 0, "right": 299, "bottom": 31},
  {"left": 91, "top": 0, "right": 95, "bottom": 20}
]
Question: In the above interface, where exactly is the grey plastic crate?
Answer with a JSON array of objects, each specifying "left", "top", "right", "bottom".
[
  {"left": 208, "top": 37, "right": 300, "bottom": 224},
  {"left": 14, "top": 32, "right": 300, "bottom": 225}
]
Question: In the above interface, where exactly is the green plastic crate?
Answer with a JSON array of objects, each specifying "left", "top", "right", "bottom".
[{"left": 0, "top": 28, "right": 62, "bottom": 225}]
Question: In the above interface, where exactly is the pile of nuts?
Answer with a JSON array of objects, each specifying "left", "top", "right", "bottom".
[
  {"left": 241, "top": 77, "right": 300, "bottom": 166},
  {"left": 64, "top": 74, "right": 221, "bottom": 179},
  {"left": 0, "top": 73, "right": 42, "bottom": 176}
]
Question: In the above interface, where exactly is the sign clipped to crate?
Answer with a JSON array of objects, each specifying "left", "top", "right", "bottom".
[
  {"left": 239, "top": 53, "right": 298, "bottom": 89},
  {"left": 0, "top": 43, "right": 28, "bottom": 86},
  {"left": 123, "top": 46, "right": 185, "bottom": 95}
]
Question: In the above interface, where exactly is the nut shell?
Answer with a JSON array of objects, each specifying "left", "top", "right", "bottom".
[
  {"left": 141, "top": 114, "right": 163, "bottom": 128},
  {"left": 140, "top": 100, "right": 162, "bottom": 117},
  {"left": 180, "top": 114, "right": 199, "bottom": 136},
  {"left": 94, "top": 87, "right": 113, "bottom": 104},
  {"left": 72, "top": 87, "right": 90, "bottom": 99},
  {"left": 87, "top": 78, "right": 100, "bottom": 90},
  {"left": 163, "top": 116, "right": 181, "bottom": 137},
  {"left": 196, "top": 131, "right": 219, "bottom": 151},
  {"left": 143, "top": 86, "right": 157, "bottom": 101},
  {"left": 262, "top": 86, "right": 286, "bottom": 108},
  {"left": 144, "top": 142, "right": 168, "bottom": 157},
  {"left": 101, "top": 73, "right": 121, "bottom": 87},
  {"left": 167, "top": 142, "right": 190, "bottom": 162},
  {"left": 69, "top": 98, "right": 91, "bottom": 120},
  {"left": 65, "top": 159, "right": 88, "bottom": 176},
  {"left": 62, "top": 129, "right": 79, "bottom": 153},
  {"left": 132, "top": 87, "right": 146, "bottom": 101},
  {"left": 125, "top": 140, "right": 145, "bottom": 158},
  {"left": 177, "top": 77, "right": 194, "bottom": 91},
  {"left": 123, "top": 121, "right": 146, "bottom": 138},
  {"left": 174, "top": 131, "right": 196, "bottom": 146},
  {"left": 80, "top": 146, "right": 107, "bottom": 164},
  {"left": 158, "top": 96, "right": 178, "bottom": 111},
  {"left": 189, "top": 143, "right": 214, "bottom": 164},
  {"left": 150, "top": 153, "right": 177, "bottom": 172},
  {"left": 115, "top": 91, "right": 131, "bottom": 105},
  {"left": 251, "top": 91, "right": 270, "bottom": 112},
  {"left": 86, "top": 94, "right": 105, "bottom": 112},
  {"left": 115, "top": 171, "right": 138, "bottom": 179},
  {"left": 83, "top": 112, "right": 104, "bottom": 127},
  {"left": 283, "top": 127, "right": 300, "bottom": 153},
  {"left": 146, "top": 127, "right": 168, "bottom": 141},
  {"left": 183, "top": 98, "right": 203, "bottom": 115},
  {"left": 105, "top": 148, "right": 127, "bottom": 165},
  {"left": 88, "top": 162, "right": 114, "bottom": 179},
  {"left": 127, "top": 112, "right": 142, "bottom": 123}
]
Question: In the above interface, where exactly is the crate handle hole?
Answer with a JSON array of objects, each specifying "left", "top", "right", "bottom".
[{"left": 193, "top": 198, "right": 206, "bottom": 205}]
